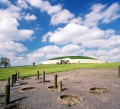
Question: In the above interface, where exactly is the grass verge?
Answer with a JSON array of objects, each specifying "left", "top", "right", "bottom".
[{"left": 0, "top": 62, "right": 120, "bottom": 81}]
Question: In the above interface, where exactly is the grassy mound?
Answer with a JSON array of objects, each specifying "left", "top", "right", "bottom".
[{"left": 50, "top": 56, "right": 97, "bottom": 60}]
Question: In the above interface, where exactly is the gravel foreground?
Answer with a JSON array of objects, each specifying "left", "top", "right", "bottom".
[{"left": 0, "top": 68, "right": 120, "bottom": 109}]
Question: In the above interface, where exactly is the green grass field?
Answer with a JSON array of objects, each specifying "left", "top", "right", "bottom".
[{"left": 0, "top": 62, "right": 120, "bottom": 81}]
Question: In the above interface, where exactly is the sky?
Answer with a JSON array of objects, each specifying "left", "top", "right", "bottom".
[{"left": 0, "top": 0, "right": 120, "bottom": 66}]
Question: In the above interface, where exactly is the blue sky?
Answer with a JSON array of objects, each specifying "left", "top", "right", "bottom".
[{"left": 0, "top": 0, "right": 120, "bottom": 66}]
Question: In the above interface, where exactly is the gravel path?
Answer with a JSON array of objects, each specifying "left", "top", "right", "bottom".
[{"left": 0, "top": 68, "right": 120, "bottom": 109}]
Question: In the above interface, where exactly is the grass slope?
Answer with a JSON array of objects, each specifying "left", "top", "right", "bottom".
[
  {"left": 50, "top": 56, "right": 97, "bottom": 60},
  {"left": 0, "top": 62, "right": 120, "bottom": 81}
]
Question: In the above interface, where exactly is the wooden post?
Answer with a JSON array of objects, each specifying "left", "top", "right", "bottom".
[
  {"left": 118, "top": 66, "right": 120, "bottom": 78},
  {"left": 7, "top": 77, "right": 10, "bottom": 84},
  {"left": 14, "top": 74, "right": 17, "bottom": 83},
  {"left": 16, "top": 72, "right": 17, "bottom": 81},
  {"left": 42, "top": 71, "right": 45, "bottom": 84},
  {"left": 37, "top": 70, "right": 39, "bottom": 79},
  {"left": 11, "top": 74, "right": 14, "bottom": 87},
  {"left": 58, "top": 81, "right": 62, "bottom": 92},
  {"left": 5, "top": 84, "right": 10, "bottom": 105},
  {"left": 54, "top": 74, "right": 57, "bottom": 89}
]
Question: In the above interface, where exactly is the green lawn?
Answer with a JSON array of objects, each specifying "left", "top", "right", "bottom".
[{"left": 0, "top": 62, "right": 120, "bottom": 81}]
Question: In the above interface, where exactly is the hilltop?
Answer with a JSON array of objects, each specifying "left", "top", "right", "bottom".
[{"left": 50, "top": 56, "right": 97, "bottom": 60}]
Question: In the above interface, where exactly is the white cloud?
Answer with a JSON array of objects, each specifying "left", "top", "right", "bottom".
[
  {"left": 42, "top": 20, "right": 120, "bottom": 62},
  {"left": 24, "top": 13, "right": 37, "bottom": 21},
  {"left": 26, "top": 43, "right": 120, "bottom": 64},
  {"left": 47, "top": 4, "right": 62, "bottom": 14},
  {"left": 0, "top": 41, "right": 27, "bottom": 53},
  {"left": 25, "top": 0, "right": 43, "bottom": 8},
  {"left": 0, "top": 1, "right": 35, "bottom": 66},
  {"left": 61, "top": 44, "right": 82, "bottom": 56},
  {"left": 84, "top": 2, "right": 120, "bottom": 27},
  {"left": 17, "top": 0, "right": 29, "bottom": 9},
  {"left": 43, "top": 23, "right": 106, "bottom": 45},
  {"left": 50, "top": 9, "right": 74, "bottom": 25},
  {"left": 25, "top": 0, "right": 74, "bottom": 25},
  {"left": 102, "top": 2, "right": 120, "bottom": 23},
  {"left": 0, "top": 8, "right": 34, "bottom": 41},
  {"left": 70, "top": 17, "right": 83, "bottom": 24},
  {"left": 0, "top": 41, "right": 28, "bottom": 66},
  {"left": 0, "top": 0, "right": 11, "bottom": 5},
  {"left": 26, "top": 45, "right": 60, "bottom": 63},
  {"left": 26, "top": 44, "right": 83, "bottom": 64}
]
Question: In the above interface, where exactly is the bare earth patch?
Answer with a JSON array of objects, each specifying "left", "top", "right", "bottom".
[{"left": 0, "top": 68, "right": 120, "bottom": 109}]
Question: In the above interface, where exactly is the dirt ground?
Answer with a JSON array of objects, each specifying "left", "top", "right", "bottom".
[{"left": 0, "top": 68, "right": 120, "bottom": 109}]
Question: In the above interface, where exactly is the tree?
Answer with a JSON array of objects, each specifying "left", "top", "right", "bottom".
[
  {"left": 0, "top": 57, "right": 10, "bottom": 68},
  {"left": 33, "top": 62, "right": 35, "bottom": 66}
]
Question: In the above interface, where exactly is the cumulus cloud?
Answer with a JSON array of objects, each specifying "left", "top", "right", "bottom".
[
  {"left": 42, "top": 22, "right": 120, "bottom": 49},
  {"left": 24, "top": 42, "right": 120, "bottom": 64},
  {"left": 0, "top": 4, "right": 34, "bottom": 41},
  {"left": 42, "top": 11, "right": 120, "bottom": 62},
  {"left": 5, "top": 43, "right": 120, "bottom": 65},
  {"left": 17, "top": 0, "right": 29, "bottom": 9},
  {"left": 26, "top": 44, "right": 84, "bottom": 64},
  {"left": 0, "top": 0, "right": 35, "bottom": 66},
  {"left": 0, "top": 41, "right": 28, "bottom": 66},
  {"left": 24, "top": 13, "right": 37, "bottom": 21},
  {"left": 0, "top": 41, "right": 27, "bottom": 54},
  {"left": 25, "top": 0, "right": 74, "bottom": 25},
  {"left": 84, "top": 2, "right": 120, "bottom": 27},
  {"left": 42, "top": 23, "right": 106, "bottom": 45},
  {"left": 50, "top": 9, "right": 74, "bottom": 25},
  {"left": 40, "top": 2, "right": 120, "bottom": 63}
]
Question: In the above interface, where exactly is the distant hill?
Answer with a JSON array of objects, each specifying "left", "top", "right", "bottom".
[{"left": 50, "top": 56, "right": 97, "bottom": 60}]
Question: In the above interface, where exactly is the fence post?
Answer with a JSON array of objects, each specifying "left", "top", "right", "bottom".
[
  {"left": 58, "top": 81, "right": 62, "bottom": 92},
  {"left": 7, "top": 77, "right": 10, "bottom": 84},
  {"left": 5, "top": 84, "right": 10, "bottom": 105},
  {"left": 11, "top": 74, "right": 14, "bottom": 87},
  {"left": 118, "top": 66, "right": 120, "bottom": 78},
  {"left": 13, "top": 74, "right": 15, "bottom": 84},
  {"left": 42, "top": 71, "right": 45, "bottom": 84},
  {"left": 54, "top": 74, "right": 57, "bottom": 89},
  {"left": 37, "top": 70, "right": 39, "bottom": 79},
  {"left": 15, "top": 73, "right": 17, "bottom": 81}
]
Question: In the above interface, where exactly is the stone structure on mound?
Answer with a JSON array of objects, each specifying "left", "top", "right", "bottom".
[{"left": 42, "top": 58, "right": 105, "bottom": 64}]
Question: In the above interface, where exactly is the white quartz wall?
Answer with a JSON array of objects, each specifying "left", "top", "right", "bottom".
[{"left": 42, "top": 59, "right": 104, "bottom": 64}]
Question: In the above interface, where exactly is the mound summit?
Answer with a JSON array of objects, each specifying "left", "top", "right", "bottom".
[{"left": 50, "top": 56, "right": 96, "bottom": 60}]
